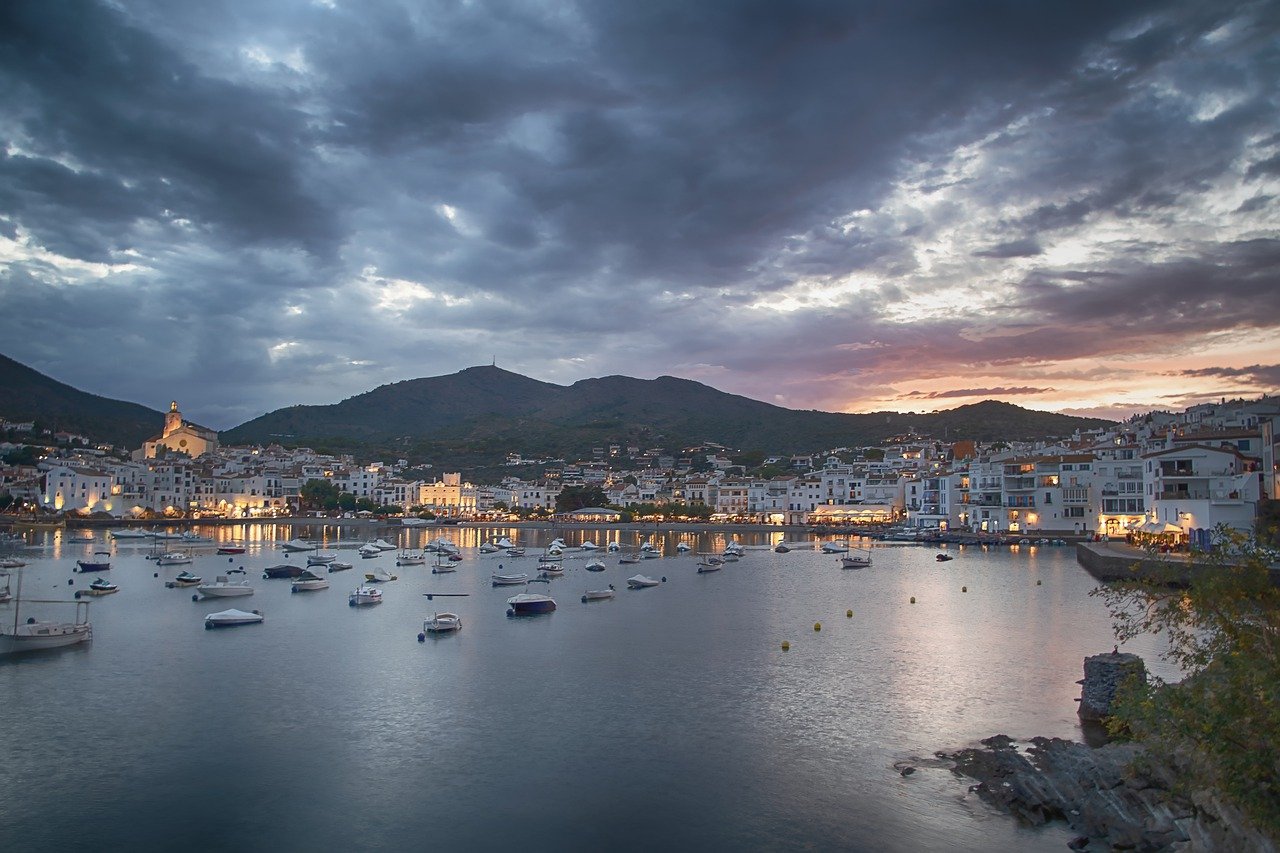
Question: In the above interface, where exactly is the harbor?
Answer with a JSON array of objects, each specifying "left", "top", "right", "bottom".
[{"left": 0, "top": 525, "right": 1177, "bottom": 851}]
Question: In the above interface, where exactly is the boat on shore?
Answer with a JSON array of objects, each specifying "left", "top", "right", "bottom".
[
  {"left": 204, "top": 608, "right": 263, "bottom": 629},
  {"left": 506, "top": 593, "right": 556, "bottom": 615}
]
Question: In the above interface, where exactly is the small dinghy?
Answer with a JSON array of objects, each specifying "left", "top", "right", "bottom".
[
  {"left": 581, "top": 585, "right": 615, "bottom": 603},
  {"left": 491, "top": 572, "right": 529, "bottom": 586},
  {"left": 204, "top": 608, "right": 263, "bottom": 629},
  {"left": 421, "top": 612, "right": 462, "bottom": 635}
]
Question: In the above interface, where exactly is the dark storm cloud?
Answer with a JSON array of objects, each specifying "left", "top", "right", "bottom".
[
  {"left": 1178, "top": 364, "right": 1280, "bottom": 387},
  {"left": 0, "top": 0, "right": 1276, "bottom": 426},
  {"left": 903, "top": 387, "right": 1055, "bottom": 399}
]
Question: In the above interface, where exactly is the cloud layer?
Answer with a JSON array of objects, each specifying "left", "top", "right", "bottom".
[{"left": 1, "top": 0, "right": 1277, "bottom": 429}]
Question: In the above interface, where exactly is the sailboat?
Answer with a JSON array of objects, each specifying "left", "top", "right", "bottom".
[{"left": 0, "top": 568, "right": 93, "bottom": 655}]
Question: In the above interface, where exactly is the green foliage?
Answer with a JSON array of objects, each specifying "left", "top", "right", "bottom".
[
  {"left": 2, "top": 445, "right": 39, "bottom": 465},
  {"left": 299, "top": 478, "right": 339, "bottom": 509},
  {"left": 1092, "top": 526, "right": 1280, "bottom": 834},
  {"left": 862, "top": 448, "right": 885, "bottom": 461},
  {"left": 555, "top": 485, "right": 608, "bottom": 513}
]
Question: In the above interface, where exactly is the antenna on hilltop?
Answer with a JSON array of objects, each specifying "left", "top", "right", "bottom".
[{"left": 491, "top": 355, "right": 496, "bottom": 367}]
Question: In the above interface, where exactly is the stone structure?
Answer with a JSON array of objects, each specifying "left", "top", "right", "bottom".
[
  {"left": 137, "top": 401, "right": 219, "bottom": 460},
  {"left": 1078, "top": 651, "right": 1147, "bottom": 722}
]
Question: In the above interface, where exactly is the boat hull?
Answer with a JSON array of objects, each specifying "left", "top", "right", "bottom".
[
  {"left": 0, "top": 623, "right": 92, "bottom": 654},
  {"left": 197, "top": 586, "right": 254, "bottom": 597}
]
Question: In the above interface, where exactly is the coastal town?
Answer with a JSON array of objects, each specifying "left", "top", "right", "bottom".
[{"left": 3, "top": 395, "right": 1277, "bottom": 544}]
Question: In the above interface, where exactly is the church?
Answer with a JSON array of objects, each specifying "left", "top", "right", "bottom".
[{"left": 136, "top": 401, "right": 220, "bottom": 459}]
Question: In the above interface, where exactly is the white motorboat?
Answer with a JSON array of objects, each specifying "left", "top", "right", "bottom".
[
  {"left": 537, "top": 552, "right": 563, "bottom": 564},
  {"left": 820, "top": 540, "right": 850, "bottom": 554},
  {"left": 430, "top": 555, "right": 456, "bottom": 574},
  {"left": 539, "top": 564, "right": 564, "bottom": 577},
  {"left": 581, "top": 585, "right": 615, "bottom": 602},
  {"left": 675, "top": 542, "right": 691, "bottom": 552},
  {"left": 155, "top": 552, "right": 193, "bottom": 566},
  {"left": 165, "top": 570, "right": 203, "bottom": 588},
  {"left": 348, "top": 586, "right": 382, "bottom": 606},
  {"left": 697, "top": 557, "right": 724, "bottom": 573},
  {"left": 720, "top": 552, "right": 740, "bottom": 562},
  {"left": 401, "top": 517, "right": 433, "bottom": 527},
  {"left": 491, "top": 572, "right": 529, "bottom": 586},
  {"left": 579, "top": 540, "right": 599, "bottom": 550},
  {"left": 505, "top": 547, "right": 526, "bottom": 557},
  {"left": 606, "top": 542, "right": 621, "bottom": 553},
  {"left": 723, "top": 542, "right": 745, "bottom": 557},
  {"left": 291, "top": 569, "right": 330, "bottom": 592},
  {"left": 372, "top": 538, "right": 398, "bottom": 551},
  {"left": 365, "top": 567, "right": 398, "bottom": 582},
  {"left": 0, "top": 558, "right": 27, "bottom": 569},
  {"left": 618, "top": 553, "right": 641, "bottom": 565},
  {"left": 204, "top": 608, "right": 263, "bottom": 629},
  {"left": 584, "top": 558, "right": 606, "bottom": 572},
  {"left": 478, "top": 542, "right": 500, "bottom": 554},
  {"left": 494, "top": 537, "right": 516, "bottom": 549},
  {"left": 109, "top": 529, "right": 150, "bottom": 540},
  {"left": 281, "top": 538, "right": 315, "bottom": 552},
  {"left": 358, "top": 544, "right": 381, "bottom": 559},
  {"left": 196, "top": 576, "right": 254, "bottom": 598},
  {"left": 328, "top": 561, "right": 353, "bottom": 572},
  {"left": 627, "top": 574, "right": 661, "bottom": 589},
  {"left": 506, "top": 593, "right": 556, "bottom": 615},
  {"left": 307, "top": 551, "right": 337, "bottom": 566},
  {"left": 395, "top": 552, "right": 426, "bottom": 566},
  {"left": 422, "top": 612, "right": 462, "bottom": 634}
]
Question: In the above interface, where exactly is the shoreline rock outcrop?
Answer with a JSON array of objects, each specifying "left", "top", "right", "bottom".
[{"left": 943, "top": 735, "right": 1275, "bottom": 851}]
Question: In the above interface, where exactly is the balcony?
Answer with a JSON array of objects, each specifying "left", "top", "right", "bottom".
[{"left": 1158, "top": 490, "right": 1207, "bottom": 500}]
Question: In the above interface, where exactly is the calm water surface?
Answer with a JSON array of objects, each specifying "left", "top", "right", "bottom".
[{"left": 0, "top": 526, "right": 1175, "bottom": 852}]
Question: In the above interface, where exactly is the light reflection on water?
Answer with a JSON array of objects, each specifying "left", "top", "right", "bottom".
[{"left": 0, "top": 527, "right": 1175, "bottom": 851}]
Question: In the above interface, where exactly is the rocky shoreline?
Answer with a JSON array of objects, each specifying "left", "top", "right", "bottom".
[{"left": 939, "top": 734, "right": 1275, "bottom": 851}]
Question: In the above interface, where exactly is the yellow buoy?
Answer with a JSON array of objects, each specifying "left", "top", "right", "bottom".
[
  {"left": 910, "top": 596, "right": 916, "bottom": 604},
  {"left": 813, "top": 622, "right": 822, "bottom": 632},
  {"left": 846, "top": 609, "right": 853, "bottom": 618},
  {"left": 781, "top": 641, "right": 790, "bottom": 651}
]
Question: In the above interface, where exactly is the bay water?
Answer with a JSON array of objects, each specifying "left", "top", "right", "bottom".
[{"left": 0, "top": 526, "right": 1173, "bottom": 851}]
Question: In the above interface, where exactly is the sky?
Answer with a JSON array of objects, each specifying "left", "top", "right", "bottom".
[{"left": 1, "top": 0, "right": 1278, "bottom": 431}]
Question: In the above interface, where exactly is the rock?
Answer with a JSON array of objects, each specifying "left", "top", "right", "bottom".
[
  {"left": 1067, "top": 835, "right": 1089, "bottom": 851},
  {"left": 1078, "top": 652, "right": 1146, "bottom": 722},
  {"left": 900, "top": 766, "right": 916, "bottom": 777}
]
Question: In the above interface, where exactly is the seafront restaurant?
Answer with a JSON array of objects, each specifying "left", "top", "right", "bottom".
[{"left": 555, "top": 507, "right": 625, "bottom": 523}]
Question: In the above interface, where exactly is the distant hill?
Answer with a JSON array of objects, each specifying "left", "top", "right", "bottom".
[
  {"left": 0, "top": 353, "right": 162, "bottom": 448},
  {"left": 222, "top": 365, "right": 1115, "bottom": 464}
]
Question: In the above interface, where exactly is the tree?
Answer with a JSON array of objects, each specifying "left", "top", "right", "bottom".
[
  {"left": 1092, "top": 526, "right": 1280, "bottom": 835},
  {"left": 555, "top": 485, "right": 608, "bottom": 513},
  {"left": 299, "top": 478, "right": 340, "bottom": 510}
]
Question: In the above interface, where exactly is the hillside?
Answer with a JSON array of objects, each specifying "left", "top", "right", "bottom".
[
  {"left": 222, "top": 365, "right": 1114, "bottom": 464},
  {"left": 0, "top": 354, "right": 162, "bottom": 448}
]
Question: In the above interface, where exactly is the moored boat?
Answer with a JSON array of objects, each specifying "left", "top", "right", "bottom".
[
  {"left": 348, "top": 586, "right": 383, "bottom": 606},
  {"left": 581, "top": 585, "right": 615, "bottom": 602},
  {"left": 74, "top": 557, "right": 112, "bottom": 573},
  {"left": 291, "top": 569, "right": 330, "bottom": 592},
  {"left": 364, "top": 567, "right": 398, "bottom": 582},
  {"left": 0, "top": 570, "right": 92, "bottom": 655},
  {"left": 204, "top": 608, "right": 263, "bottom": 629},
  {"left": 627, "top": 574, "right": 661, "bottom": 589},
  {"left": 165, "top": 570, "right": 203, "bottom": 588},
  {"left": 307, "top": 551, "right": 337, "bottom": 566},
  {"left": 155, "top": 552, "right": 193, "bottom": 566},
  {"left": 841, "top": 548, "right": 873, "bottom": 569},
  {"left": 216, "top": 545, "right": 246, "bottom": 555},
  {"left": 584, "top": 558, "right": 606, "bottom": 572},
  {"left": 280, "top": 538, "right": 315, "bottom": 552},
  {"left": 506, "top": 592, "right": 556, "bottom": 615},
  {"left": 196, "top": 576, "right": 254, "bottom": 598},
  {"left": 76, "top": 577, "right": 119, "bottom": 597},
  {"left": 821, "top": 540, "right": 850, "bottom": 554},
  {"left": 395, "top": 552, "right": 426, "bottom": 566},
  {"left": 263, "top": 564, "right": 305, "bottom": 579},
  {"left": 491, "top": 572, "right": 529, "bottom": 586},
  {"left": 697, "top": 558, "right": 723, "bottom": 573},
  {"left": 421, "top": 612, "right": 462, "bottom": 634},
  {"left": 328, "top": 561, "right": 353, "bottom": 573}
]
